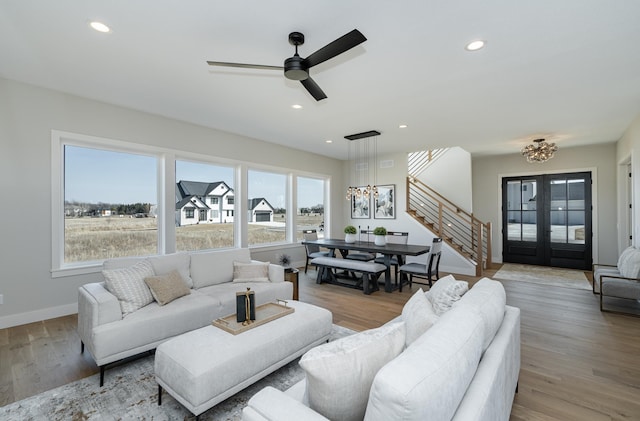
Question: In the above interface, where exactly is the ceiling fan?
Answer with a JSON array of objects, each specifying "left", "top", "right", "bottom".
[{"left": 206, "top": 29, "right": 366, "bottom": 101}]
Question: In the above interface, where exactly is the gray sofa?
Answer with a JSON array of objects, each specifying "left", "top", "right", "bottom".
[
  {"left": 243, "top": 277, "right": 520, "bottom": 421},
  {"left": 78, "top": 248, "right": 291, "bottom": 385}
]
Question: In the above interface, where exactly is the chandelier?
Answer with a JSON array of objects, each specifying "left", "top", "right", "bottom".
[
  {"left": 521, "top": 138, "right": 558, "bottom": 163},
  {"left": 345, "top": 130, "right": 380, "bottom": 201}
]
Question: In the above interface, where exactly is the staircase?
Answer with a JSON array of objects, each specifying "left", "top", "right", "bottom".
[{"left": 406, "top": 152, "right": 492, "bottom": 276}]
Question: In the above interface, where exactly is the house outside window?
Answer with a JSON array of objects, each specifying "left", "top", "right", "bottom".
[{"left": 248, "top": 169, "right": 286, "bottom": 245}]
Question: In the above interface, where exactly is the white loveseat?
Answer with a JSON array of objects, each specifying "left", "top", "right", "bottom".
[
  {"left": 78, "top": 248, "right": 291, "bottom": 385},
  {"left": 243, "top": 277, "right": 520, "bottom": 421}
]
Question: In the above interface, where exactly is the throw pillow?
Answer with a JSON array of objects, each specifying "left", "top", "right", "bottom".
[
  {"left": 148, "top": 253, "right": 194, "bottom": 288},
  {"left": 299, "top": 321, "right": 406, "bottom": 421},
  {"left": 102, "top": 259, "right": 155, "bottom": 317},
  {"left": 402, "top": 288, "right": 439, "bottom": 346},
  {"left": 232, "top": 261, "right": 270, "bottom": 283},
  {"left": 427, "top": 274, "right": 469, "bottom": 316},
  {"left": 144, "top": 270, "right": 191, "bottom": 306}
]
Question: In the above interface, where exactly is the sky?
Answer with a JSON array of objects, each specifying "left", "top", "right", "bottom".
[{"left": 64, "top": 145, "right": 324, "bottom": 208}]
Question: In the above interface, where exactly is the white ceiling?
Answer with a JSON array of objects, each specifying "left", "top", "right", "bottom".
[{"left": 2, "top": 1, "right": 640, "bottom": 160}]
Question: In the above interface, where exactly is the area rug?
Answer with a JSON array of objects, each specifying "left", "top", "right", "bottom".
[
  {"left": 494, "top": 263, "right": 592, "bottom": 290},
  {"left": 0, "top": 324, "right": 355, "bottom": 421}
]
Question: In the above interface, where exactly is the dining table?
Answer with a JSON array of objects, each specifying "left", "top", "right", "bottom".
[{"left": 302, "top": 238, "right": 430, "bottom": 292}]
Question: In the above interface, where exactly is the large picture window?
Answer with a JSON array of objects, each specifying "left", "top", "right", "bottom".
[
  {"left": 52, "top": 131, "right": 330, "bottom": 274},
  {"left": 297, "top": 176, "right": 325, "bottom": 240},
  {"left": 175, "top": 160, "right": 235, "bottom": 251},
  {"left": 248, "top": 169, "right": 286, "bottom": 245},
  {"left": 63, "top": 145, "right": 158, "bottom": 263}
]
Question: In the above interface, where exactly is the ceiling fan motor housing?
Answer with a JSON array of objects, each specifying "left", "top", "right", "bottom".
[{"left": 284, "top": 55, "right": 309, "bottom": 80}]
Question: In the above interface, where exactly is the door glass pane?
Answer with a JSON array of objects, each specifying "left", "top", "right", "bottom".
[
  {"left": 568, "top": 179, "right": 585, "bottom": 210},
  {"left": 522, "top": 210, "right": 537, "bottom": 241},
  {"left": 506, "top": 179, "right": 536, "bottom": 242},
  {"left": 568, "top": 211, "right": 586, "bottom": 244},
  {"left": 550, "top": 210, "right": 567, "bottom": 243}
]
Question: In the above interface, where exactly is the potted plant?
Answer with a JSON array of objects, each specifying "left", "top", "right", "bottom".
[
  {"left": 373, "top": 226, "right": 387, "bottom": 246},
  {"left": 344, "top": 225, "right": 357, "bottom": 243}
]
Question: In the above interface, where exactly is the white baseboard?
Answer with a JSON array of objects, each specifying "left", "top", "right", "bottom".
[{"left": 0, "top": 302, "right": 78, "bottom": 330}]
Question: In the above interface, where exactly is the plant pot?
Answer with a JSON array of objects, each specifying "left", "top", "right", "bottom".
[
  {"left": 374, "top": 235, "right": 386, "bottom": 246},
  {"left": 345, "top": 233, "right": 356, "bottom": 243}
]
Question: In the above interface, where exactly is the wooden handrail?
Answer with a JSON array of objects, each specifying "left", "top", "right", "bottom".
[{"left": 406, "top": 176, "right": 492, "bottom": 276}]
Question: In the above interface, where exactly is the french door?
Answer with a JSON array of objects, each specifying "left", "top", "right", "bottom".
[{"left": 502, "top": 172, "right": 592, "bottom": 270}]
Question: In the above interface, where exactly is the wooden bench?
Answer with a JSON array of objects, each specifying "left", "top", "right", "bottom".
[{"left": 310, "top": 256, "right": 387, "bottom": 294}]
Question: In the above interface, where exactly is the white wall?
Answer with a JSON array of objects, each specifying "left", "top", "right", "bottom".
[
  {"left": 0, "top": 77, "right": 344, "bottom": 328},
  {"left": 472, "top": 143, "right": 618, "bottom": 265},
  {"left": 418, "top": 147, "right": 473, "bottom": 212},
  {"left": 616, "top": 114, "right": 640, "bottom": 249}
]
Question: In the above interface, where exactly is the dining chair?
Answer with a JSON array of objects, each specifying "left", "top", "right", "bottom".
[
  {"left": 374, "top": 231, "right": 409, "bottom": 282},
  {"left": 398, "top": 237, "right": 443, "bottom": 291},
  {"left": 345, "top": 229, "right": 375, "bottom": 262},
  {"left": 303, "top": 229, "right": 330, "bottom": 273}
]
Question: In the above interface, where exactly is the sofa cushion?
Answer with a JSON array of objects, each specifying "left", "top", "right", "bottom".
[
  {"left": 365, "top": 306, "right": 485, "bottom": 421},
  {"left": 402, "top": 288, "right": 438, "bottom": 346},
  {"left": 428, "top": 274, "right": 469, "bottom": 315},
  {"left": 232, "top": 261, "right": 270, "bottom": 283},
  {"left": 148, "top": 253, "right": 193, "bottom": 288},
  {"left": 454, "top": 277, "right": 506, "bottom": 351},
  {"left": 299, "top": 321, "right": 406, "bottom": 421},
  {"left": 102, "top": 259, "right": 155, "bottom": 316},
  {"left": 190, "top": 248, "right": 252, "bottom": 288},
  {"left": 144, "top": 270, "right": 191, "bottom": 306}
]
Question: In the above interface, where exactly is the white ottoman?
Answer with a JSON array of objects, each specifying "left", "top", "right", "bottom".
[{"left": 155, "top": 300, "right": 333, "bottom": 418}]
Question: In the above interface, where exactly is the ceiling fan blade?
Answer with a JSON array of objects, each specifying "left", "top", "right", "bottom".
[
  {"left": 304, "top": 29, "right": 366, "bottom": 68},
  {"left": 206, "top": 61, "right": 283, "bottom": 71},
  {"left": 301, "top": 77, "right": 327, "bottom": 101}
]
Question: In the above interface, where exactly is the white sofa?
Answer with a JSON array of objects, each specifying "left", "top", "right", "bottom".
[
  {"left": 78, "top": 248, "right": 291, "bottom": 385},
  {"left": 243, "top": 277, "right": 520, "bottom": 421}
]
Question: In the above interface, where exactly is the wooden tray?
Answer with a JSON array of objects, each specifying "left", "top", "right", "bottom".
[{"left": 212, "top": 301, "right": 295, "bottom": 335}]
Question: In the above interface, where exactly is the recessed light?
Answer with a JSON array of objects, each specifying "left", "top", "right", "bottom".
[
  {"left": 465, "top": 40, "right": 485, "bottom": 51},
  {"left": 399, "top": 124, "right": 408, "bottom": 129},
  {"left": 325, "top": 139, "right": 333, "bottom": 144},
  {"left": 90, "top": 21, "right": 111, "bottom": 33},
  {"left": 291, "top": 104, "right": 303, "bottom": 109}
]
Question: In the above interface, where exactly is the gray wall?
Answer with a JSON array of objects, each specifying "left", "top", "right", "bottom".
[
  {"left": 0, "top": 78, "right": 344, "bottom": 327},
  {"left": 472, "top": 143, "right": 618, "bottom": 265}
]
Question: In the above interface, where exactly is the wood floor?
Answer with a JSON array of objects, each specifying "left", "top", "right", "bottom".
[{"left": 1, "top": 266, "right": 640, "bottom": 420}]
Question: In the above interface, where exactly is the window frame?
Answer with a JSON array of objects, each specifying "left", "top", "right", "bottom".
[{"left": 51, "top": 130, "right": 331, "bottom": 277}]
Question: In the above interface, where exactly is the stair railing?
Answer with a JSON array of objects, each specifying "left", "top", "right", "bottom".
[{"left": 406, "top": 177, "right": 492, "bottom": 276}]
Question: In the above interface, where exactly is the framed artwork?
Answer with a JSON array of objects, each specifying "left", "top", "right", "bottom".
[
  {"left": 351, "top": 188, "right": 370, "bottom": 219},
  {"left": 374, "top": 184, "right": 395, "bottom": 219}
]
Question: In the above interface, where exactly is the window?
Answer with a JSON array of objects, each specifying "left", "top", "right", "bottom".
[
  {"left": 248, "top": 169, "right": 286, "bottom": 245},
  {"left": 297, "top": 176, "right": 325, "bottom": 240},
  {"left": 63, "top": 144, "right": 158, "bottom": 263},
  {"left": 175, "top": 160, "right": 235, "bottom": 251},
  {"left": 52, "top": 131, "right": 331, "bottom": 275}
]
